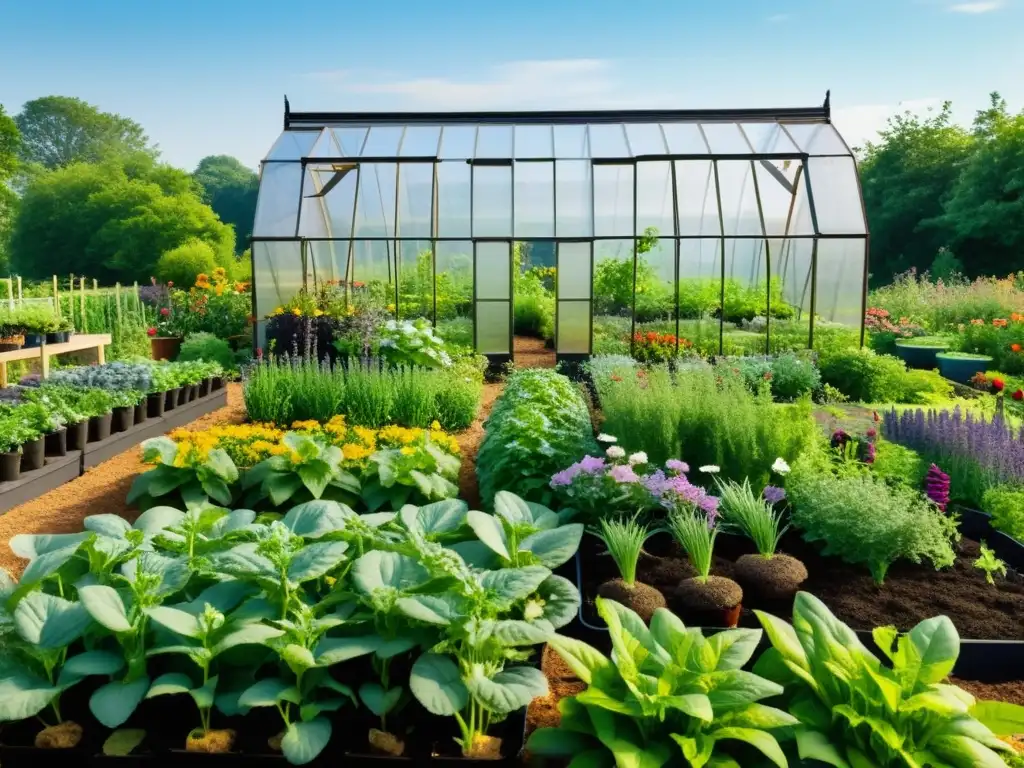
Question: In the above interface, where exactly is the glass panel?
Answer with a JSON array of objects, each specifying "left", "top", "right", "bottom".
[
  {"left": 308, "top": 129, "right": 338, "bottom": 158},
  {"left": 589, "top": 124, "right": 630, "bottom": 158},
  {"left": 351, "top": 240, "right": 396, "bottom": 314},
  {"left": 301, "top": 164, "right": 358, "bottom": 238},
  {"left": 472, "top": 165, "right": 512, "bottom": 237},
  {"left": 298, "top": 167, "right": 328, "bottom": 238},
  {"left": 397, "top": 163, "right": 433, "bottom": 239},
  {"left": 397, "top": 239, "right": 433, "bottom": 320},
  {"left": 662, "top": 123, "right": 709, "bottom": 154},
  {"left": 592, "top": 239, "right": 635, "bottom": 356},
  {"left": 555, "top": 160, "right": 592, "bottom": 237},
  {"left": 435, "top": 240, "right": 474, "bottom": 347},
  {"left": 439, "top": 126, "right": 477, "bottom": 159},
  {"left": 633, "top": 238, "right": 676, "bottom": 348},
  {"left": 788, "top": 167, "right": 815, "bottom": 236},
  {"left": 771, "top": 237, "right": 813, "bottom": 352},
  {"left": 625, "top": 124, "right": 668, "bottom": 155},
  {"left": 783, "top": 123, "right": 850, "bottom": 155},
  {"left": 436, "top": 162, "right": 470, "bottom": 238},
  {"left": 593, "top": 164, "right": 634, "bottom": 237},
  {"left": 514, "top": 125, "right": 554, "bottom": 159},
  {"left": 308, "top": 240, "right": 347, "bottom": 286},
  {"left": 399, "top": 126, "right": 441, "bottom": 157},
  {"left": 361, "top": 126, "right": 404, "bottom": 157},
  {"left": 558, "top": 242, "right": 591, "bottom": 300},
  {"left": 636, "top": 162, "right": 674, "bottom": 237},
  {"left": 476, "top": 301, "right": 511, "bottom": 354},
  {"left": 807, "top": 156, "right": 867, "bottom": 235},
  {"left": 701, "top": 123, "right": 751, "bottom": 154},
  {"left": 253, "top": 162, "right": 302, "bottom": 236},
  {"left": 475, "top": 241, "right": 510, "bottom": 300},
  {"left": 514, "top": 161, "right": 554, "bottom": 238},
  {"left": 815, "top": 238, "right": 866, "bottom": 329},
  {"left": 557, "top": 302, "right": 590, "bottom": 354},
  {"left": 475, "top": 125, "right": 513, "bottom": 159},
  {"left": 265, "top": 130, "right": 320, "bottom": 161},
  {"left": 755, "top": 159, "right": 804, "bottom": 237},
  {"left": 353, "top": 163, "right": 397, "bottom": 238},
  {"left": 716, "top": 161, "right": 764, "bottom": 237},
  {"left": 679, "top": 238, "right": 723, "bottom": 357},
  {"left": 675, "top": 161, "right": 720, "bottom": 236},
  {"left": 553, "top": 125, "right": 588, "bottom": 158},
  {"left": 332, "top": 127, "right": 368, "bottom": 156},
  {"left": 740, "top": 123, "right": 799, "bottom": 154},
  {"left": 253, "top": 240, "right": 301, "bottom": 348}
]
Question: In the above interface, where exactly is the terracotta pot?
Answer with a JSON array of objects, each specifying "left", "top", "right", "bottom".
[
  {"left": 148, "top": 392, "right": 167, "bottom": 418},
  {"left": 0, "top": 451, "right": 20, "bottom": 482},
  {"left": 165, "top": 388, "right": 180, "bottom": 411},
  {"left": 112, "top": 406, "right": 135, "bottom": 433},
  {"left": 89, "top": 412, "right": 113, "bottom": 442},
  {"left": 134, "top": 401, "right": 148, "bottom": 424},
  {"left": 20, "top": 437, "right": 45, "bottom": 471},
  {"left": 45, "top": 428, "right": 67, "bottom": 457},
  {"left": 66, "top": 421, "right": 88, "bottom": 451},
  {"left": 151, "top": 336, "right": 182, "bottom": 361},
  {"left": 22, "top": 333, "right": 44, "bottom": 349}
]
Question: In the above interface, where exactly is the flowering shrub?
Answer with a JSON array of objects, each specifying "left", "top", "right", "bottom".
[
  {"left": 865, "top": 306, "right": 927, "bottom": 354},
  {"left": 379, "top": 318, "right": 452, "bottom": 368},
  {"left": 148, "top": 269, "right": 252, "bottom": 339},
  {"left": 631, "top": 331, "right": 692, "bottom": 363}
]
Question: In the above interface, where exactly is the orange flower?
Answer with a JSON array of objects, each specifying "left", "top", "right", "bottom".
[
  {"left": 971, "top": 319, "right": 985, "bottom": 326},
  {"left": 1012, "top": 313, "right": 1024, "bottom": 323},
  {"left": 1013, "top": 343, "right": 1022, "bottom": 353},
  {"left": 994, "top": 318, "right": 1008, "bottom": 328}
]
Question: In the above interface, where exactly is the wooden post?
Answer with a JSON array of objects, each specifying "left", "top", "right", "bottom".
[
  {"left": 16, "top": 276, "right": 22, "bottom": 304},
  {"left": 69, "top": 274, "right": 75, "bottom": 326},
  {"left": 53, "top": 275, "right": 60, "bottom": 317},
  {"left": 115, "top": 283, "right": 123, "bottom": 327},
  {"left": 79, "top": 277, "right": 87, "bottom": 334},
  {"left": 4, "top": 278, "right": 11, "bottom": 310}
]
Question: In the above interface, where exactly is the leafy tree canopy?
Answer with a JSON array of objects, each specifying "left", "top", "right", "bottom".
[
  {"left": 193, "top": 155, "right": 258, "bottom": 253},
  {"left": 10, "top": 153, "right": 234, "bottom": 283},
  {"left": 15, "top": 95, "right": 155, "bottom": 170},
  {"left": 0, "top": 104, "right": 20, "bottom": 271}
]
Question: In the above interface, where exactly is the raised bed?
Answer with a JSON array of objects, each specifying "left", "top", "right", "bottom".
[{"left": 0, "top": 450, "right": 82, "bottom": 515}]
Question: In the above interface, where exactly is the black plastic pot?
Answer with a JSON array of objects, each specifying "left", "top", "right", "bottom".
[
  {"left": 176, "top": 387, "right": 188, "bottom": 406},
  {"left": 149, "top": 392, "right": 167, "bottom": 418},
  {"left": 19, "top": 438, "right": 44, "bottom": 472},
  {"left": 0, "top": 451, "right": 20, "bottom": 482},
  {"left": 187, "top": 385, "right": 198, "bottom": 402},
  {"left": 112, "top": 406, "right": 135, "bottom": 433},
  {"left": 66, "top": 420, "right": 88, "bottom": 451},
  {"left": 165, "top": 388, "right": 181, "bottom": 411},
  {"left": 45, "top": 331, "right": 70, "bottom": 345},
  {"left": 44, "top": 427, "right": 67, "bottom": 457},
  {"left": 135, "top": 401, "right": 148, "bottom": 424},
  {"left": 22, "top": 333, "right": 44, "bottom": 349},
  {"left": 199, "top": 378, "right": 211, "bottom": 397},
  {"left": 212, "top": 376, "right": 225, "bottom": 391},
  {"left": 89, "top": 412, "right": 113, "bottom": 442}
]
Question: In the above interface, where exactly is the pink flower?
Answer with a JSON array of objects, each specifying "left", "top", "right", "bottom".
[
  {"left": 665, "top": 459, "right": 689, "bottom": 474},
  {"left": 609, "top": 465, "right": 640, "bottom": 484}
]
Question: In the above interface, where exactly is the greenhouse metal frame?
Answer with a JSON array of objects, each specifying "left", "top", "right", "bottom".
[{"left": 251, "top": 93, "right": 869, "bottom": 363}]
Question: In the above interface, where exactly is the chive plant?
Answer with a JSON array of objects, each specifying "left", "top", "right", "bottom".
[
  {"left": 716, "top": 478, "right": 788, "bottom": 557},
  {"left": 666, "top": 509, "right": 717, "bottom": 583},
  {"left": 598, "top": 516, "right": 647, "bottom": 586}
]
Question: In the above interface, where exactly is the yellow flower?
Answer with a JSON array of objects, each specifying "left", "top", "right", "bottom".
[
  {"left": 386, "top": 304, "right": 396, "bottom": 313},
  {"left": 400, "top": 446, "right": 416, "bottom": 456},
  {"left": 342, "top": 444, "right": 371, "bottom": 461},
  {"left": 313, "top": 309, "right": 324, "bottom": 317},
  {"left": 269, "top": 306, "right": 284, "bottom": 317},
  {"left": 345, "top": 305, "right": 355, "bottom": 317},
  {"left": 290, "top": 420, "right": 321, "bottom": 432},
  {"left": 291, "top": 308, "right": 302, "bottom": 316},
  {"left": 430, "top": 420, "right": 441, "bottom": 430}
]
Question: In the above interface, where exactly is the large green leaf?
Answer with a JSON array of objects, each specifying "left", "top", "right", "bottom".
[
  {"left": 19, "top": 543, "right": 83, "bottom": 587},
  {"left": 532, "top": 575, "right": 580, "bottom": 630},
  {"left": 281, "top": 717, "right": 332, "bottom": 766},
  {"left": 14, "top": 591, "right": 93, "bottom": 648},
  {"left": 467, "top": 665, "right": 547, "bottom": 715},
  {"left": 409, "top": 653, "right": 468, "bottom": 716},
  {"left": 315, "top": 635, "right": 383, "bottom": 665},
  {"left": 359, "top": 682, "right": 403, "bottom": 716},
  {"left": 265, "top": 473, "right": 304, "bottom": 507},
  {"left": 209, "top": 544, "right": 278, "bottom": 582},
  {"left": 58, "top": 651, "right": 125, "bottom": 686},
  {"left": 287, "top": 540, "right": 350, "bottom": 583},
  {"left": 928, "top": 734, "right": 1008, "bottom": 768},
  {"left": 298, "top": 463, "right": 332, "bottom": 499},
  {"left": 448, "top": 540, "right": 500, "bottom": 569},
  {"left": 351, "top": 550, "right": 429, "bottom": 594},
  {"left": 396, "top": 593, "right": 464, "bottom": 625},
  {"left": 466, "top": 510, "right": 511, "bottom": 560},
  {"left": 146, "top": 605, "right": 202, "bottom": 638},
  {"left": 0, "top": 670, "right": 61, "bottom": 721},
  {"left": 546, "top": 635, "right": 613, "bottom": 685},
  {"left": 238, "top": 678, "right": 301, "bottom": 707},
  {"left": 520, "top": 525, "right": 584, "bottom": 568},
  {"left": 79, "top": 584, "right": 133, "bottom": 633},
  {"left": 132, "top": 506, "right": 186, "bottom": 536},
  {"left": 493, "top": 491, "right": 535, "bottom": 526},
  {"left": 487, "top": 619, "right": 552, "bottom": 646},
  {"left": 715, "top": 703, "right": 799, "bottom": 730},
  {"left": 102, "top": 729, "right": 147, "bottom": 757},
  {"left": 906, "top": 615, "right": 960, "bottom": 687},
  {"left": 526, "top": 727, "right": 599, "bottom": 756},
  {"left": 123, "top": 551, "right": 191, "bottom": 597},
  {"left": 90, "top": 676, "right": 150, "bottom": 728},
  {"left": 208, "top": 509, "right": 257, "bottom": 537},
  {"left": 795, "top": 730, "right": 851, "bottom": 767},
  {"left": 8, "top": 532, "right": 89, "bottom": 559},
  {"left": 210, "top": 623, "right": 284, "bottom": 656},
  {"left": 84, "top": 514, "right": 133, "bottom": 538},
  {"left": 711, "top": 727, "right": 787, "bottom": 768},
  {"left": 145, "top": 672, "right": 194, "bottom": 698},
  {"left": 971, "top": 700, "right": 1024, "bottom": 737},
  {"left": 201, "top": 477, "right": 234, "bottom": 507},
  {"left": 281, "top": 500, "right": 351, "bottom": 538},
  {"left": 187, "top": 580, "right": 256, "bottom": 614},
  {"left": 481, "top": 566, "right": 550, "bottom": 604},
  {"left": 401, "top": 499, "right": 468, "bottom": 536},
  {"left": 706, "top": 629, "right": 762, "bottom": 672},
  {"left": 706, "top": 670, "right": 784, "bottom": 711},
  {"left": 204, "top": 448, "right": 239, "bottom": 483},
  {"left": 753, "top": 609, "right": 808, "bottom": 669}
]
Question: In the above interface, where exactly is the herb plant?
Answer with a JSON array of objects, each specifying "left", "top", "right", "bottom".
[
  {"left": 974, "top": 542, "right": 1008, "bottom": 584},
  {"left": 666, "top": 508, "right": 717, "bottom": 581},
  {"left": 598, "top": 515, "right": 647, "bottom": 585},
  {"left": 716, "top": 477, "right": 788, "bottom": 557}
]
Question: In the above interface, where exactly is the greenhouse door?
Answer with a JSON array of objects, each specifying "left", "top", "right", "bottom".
[
  {"left": 473, "top": 240, "right": 513, "bottom": 365},
  {"left": 555, "top": 241, "right": 593, "bottom": 359}
]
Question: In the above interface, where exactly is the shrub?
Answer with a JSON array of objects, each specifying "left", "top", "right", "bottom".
[
  {"left": 156, "top": 239, "right": 219, "bottom": 287},
  {"left": 870, "top": 439, "right": 927, "bottom": 489},
  {"left": 178, "top": 332, "right": 235, "bottom": 370},
  {"left": 818, "top": 347, "right": 952, "bottom": 403},
  {"left": 476, "top": 368, "right": 598, "bottom": 506},
  {"left": 785, "top": 443, "right": 959, "bottom": 584},
  {"left": 731, "top": 352, "right": 821, "bottom": 401},
  {"left": 983, "top": 485, "right": 1024, "bottom": 541}
]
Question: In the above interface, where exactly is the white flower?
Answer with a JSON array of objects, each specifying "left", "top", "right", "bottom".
[
  {"left": 699, "top": 465, "right": 720, "bottom": 474},
  {"left": 606, "top": 446, "right": 626, "bottom": 459},
  {"left": 597, "top": 433, "right": 617, "bottom": 443},
  {"left": 628, "top": 451, "right": 648, "bottom": 466},
  {"left": 771, "top": 457, "right": 791, "bottom": 475}
]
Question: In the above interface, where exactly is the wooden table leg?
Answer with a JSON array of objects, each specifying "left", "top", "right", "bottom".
[
  {"left": 41, "top": 349, "right": 51, "bottom": 380},
  {"left": 97, "top": 344, "right": 106, "bottom": 365},
  {"left": 0, "top": 360, "right": 7, "bottom": 388}
]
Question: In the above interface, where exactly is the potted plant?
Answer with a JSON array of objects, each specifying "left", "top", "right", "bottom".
[
  {"left": 148, "top": 364, "right": 174, "bottom": 417},
  {"left": 0, "top": 314, "right": 24, "bottom": 352},
  {"left": 83, "top": 389, "right": 115, "bottom": 442},
  {"left": 716, "top": 478, "right": 807, "bottom": 603},
  {"left": 937, "top": 351, "right": 995, "bottom": 383},
  {"left": 17, "top": 306, "right": 57, "bottom": 349},
  {"left": 893, "top": 335, "right": 951, "bottom": 369},
  {"left": 0, "top": 411, "right": 35, "bottom": 482},
  {"left": 667, "top": 507, "right": 743, "bottom": 627},
  {"left": 13, "top": 401, "right": 58, "bottom": 472},
  {"left": 46, "top": 316, "right": 74, "bottom": 344},
  {"left": 594, "top": 516, "right": 666, "bottom": 622},
  {"left": 149, "top": 295, "right": 183, "bottom": 360},
  {"left": 109, "top": 389, "right": 142, "bottom": 433}
]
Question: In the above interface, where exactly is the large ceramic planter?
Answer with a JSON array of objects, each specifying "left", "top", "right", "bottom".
[
  {"left": 150, "top": 336, "right": 182, "bottom": 361},
  {"left": 44, "top": 428, "right": 67, "bottom": 458},
  {"left": 112, "top": 406, "right": 135, "bottom": 433},
  {"left": 66, "top": 421, "right": 88, "bottom": 451},
  {"left": 0, "top": 451, "right": 20, "bottom": 482},
  {"left": 937, "top": 352, "right": 994, "bottom": 384},
  {"left": 20, "top": 438, "right": 44, "bottom": 472},
  {"left": 88, "top": 412, "right": 113, "bottom": 442},
  {"left": 895, "top": 338, "right": 949, "bottom": 370}
]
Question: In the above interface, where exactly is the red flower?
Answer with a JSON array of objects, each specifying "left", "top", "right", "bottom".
[
  {"left": 993, "top": 378, "right": 1005, "bottom": 392},
  {"left": 256, "top": 347, "right": 264, "bottom": 360},
  {"left": 866, "top": 428, "right": 877, "bottom": 438},
  {"left": 1013, "top": 343, "right": 1022, "bottom": 353},
  {"left": 147, "top": 327, "right": 157, "bottom": 337},
  {"left": 160, "top": 307, "right": 170, "bottom": 317},
  {"left": 167, "top": 281, "right": 174, "bottom": 287},
  {"left": 1014, "top": 390, "right": 1023, "bottom": 401}
]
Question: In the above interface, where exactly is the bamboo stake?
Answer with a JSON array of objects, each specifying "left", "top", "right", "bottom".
[
  {"left": 79, "top": 277, "right": 87, "bottom": 334},
  {"left": 4, "top": 278, "right": 12, "bottom": 311},
  {"left": 53, "top": 275, "right": 60, "bottom": 317},
  {"left": 16, "top": 276, "right": 22, "bottom": 305},
  {"left": 115, "top": 283, "right": 123, "bottom": 327}
]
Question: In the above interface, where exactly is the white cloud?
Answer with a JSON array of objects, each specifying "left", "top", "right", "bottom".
[
  {"left": 832, "top": 98, "right": 943, "bottom": 151},
  {"left": 948, "top": 1, "right": 1003, "bottom": 12},
  {"left": 308, "top": 59, "right": 669, "bottom": 110}
]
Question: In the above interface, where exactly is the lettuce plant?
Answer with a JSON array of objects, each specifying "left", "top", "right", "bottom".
[
  {"left": 129, "top": 436, "right": 240, "bottom": 509},
  {"left": 361, "top": 441, "right": 461, "bottom": 512},
  {"left": 528, "top": 596, "right": 796, "bottom": 767},
  {"left": 754, "top": 592, "right": 1024, "bottom": 767},
  {"left": 240, "top": 433, "right": 359, "bottom": 509}
]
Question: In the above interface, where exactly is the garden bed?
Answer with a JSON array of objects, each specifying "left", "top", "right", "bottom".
[
  {"left": 0, "top": 450, "right": 82, "bottom": 515},
  {"left": 575, "top": 527, "right": 1024, "bottom": 642}
]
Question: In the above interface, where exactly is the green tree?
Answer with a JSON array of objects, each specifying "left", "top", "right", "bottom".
[
  {"left": 858, "top": 102, "right": 973, "bottom": 286},
  {"left": 0, "top": 104, "right": 20, "bottom": 272},
  {"left": 934, "top": 93, "right": 1024, "bottom": 277},
  {"left": 155, "top": 239, "right": 218, "bottom": 286},
  {"left": 10, "top": 155, "right": 234, "bottom": 283},
  {"left": 193, "top": 155, "right": 258, "bottom": 253},
  {"left": 15, "top": 95, "right": 155, "bottom": 170}
]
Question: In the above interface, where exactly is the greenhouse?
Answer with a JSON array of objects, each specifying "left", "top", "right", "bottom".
[{"left": 251, "top": 95, "right": 868, "bottom": 363}]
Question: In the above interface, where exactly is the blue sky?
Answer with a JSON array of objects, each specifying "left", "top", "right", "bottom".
[{"left": 1, "top": 0, "right": 1021, "bottom": 171}]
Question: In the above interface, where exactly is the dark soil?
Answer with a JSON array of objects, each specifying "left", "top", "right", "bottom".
[
  {"left": 677, "top": 575, "right": 743, "bottom": 610},
  {"left": 597, "top": 578, "right": 666, "bottom": 621},
  {"left": 951, "top": 677, "right": 1024, "bottom": 707},
  {"left": 734, "top": 553, "right": 809, "bottom": 600},
  {"left": 579, "top": 531, "right": 1024, "bottom": 639}
]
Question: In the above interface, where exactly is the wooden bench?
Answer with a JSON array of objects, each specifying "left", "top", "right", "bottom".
[{"left": 0, "top": 333, "right": 112, "bottom": 387}]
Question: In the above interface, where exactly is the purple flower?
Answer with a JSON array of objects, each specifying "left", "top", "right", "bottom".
[
  {"left": 642, "top": 469, "right": 670, "bottom": 497},
  {"left": 550, "top": 468, "right": 577, "bottom": 488},
  {"left": 578, "top": 455, "right": 607, "bottom": 474},
  {"left": 763, "top": 485, "right": 786, "bottom": 505},
  {"left": 609, "top": 465, "right": 640, "bottom": 484},
  {"left": 925, "top": 464, "right": 950, "bottom": 511},
  {"left": 665, "top": 459, "right": 689, "bottom": 474}
]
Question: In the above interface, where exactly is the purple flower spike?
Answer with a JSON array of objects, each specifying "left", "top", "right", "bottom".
[{"left": 763, "top": 485, "right": 786, "bottom": 505}]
